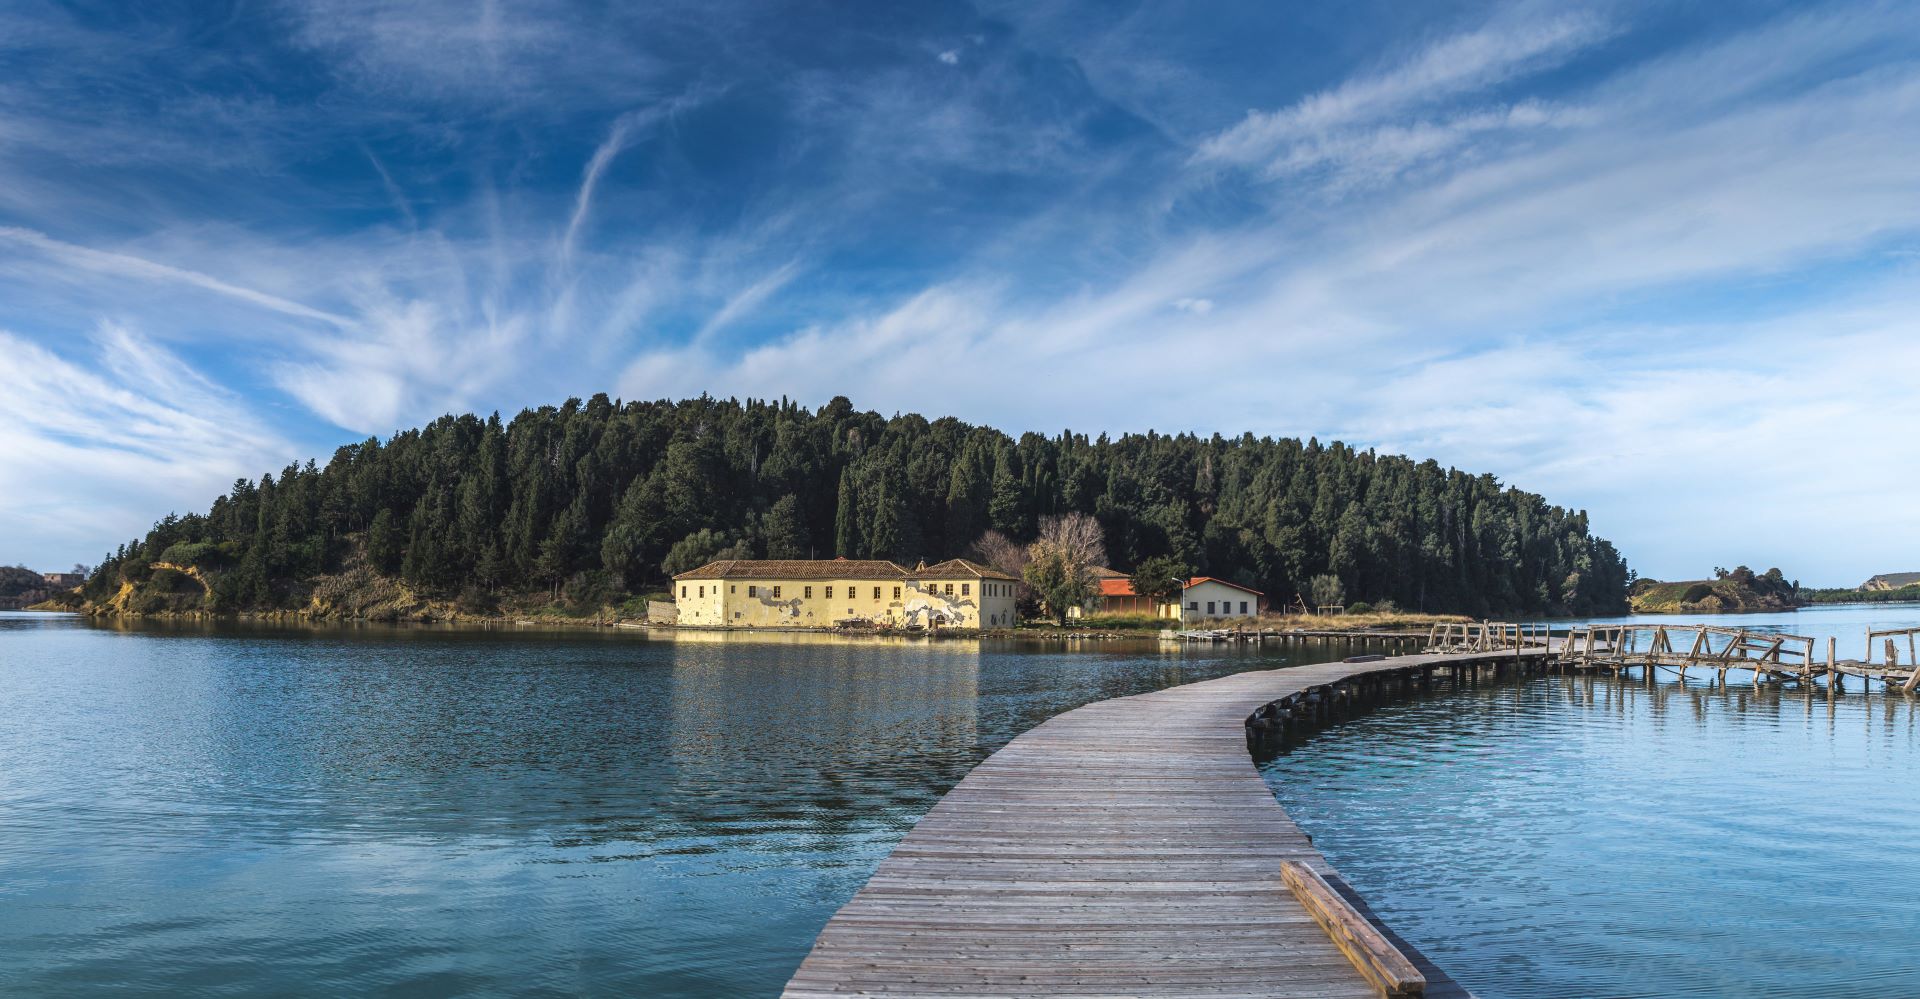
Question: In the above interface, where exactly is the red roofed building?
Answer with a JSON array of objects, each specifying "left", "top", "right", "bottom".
[{"left": 1070, "top": 567, "right": 1184, "bottom": 620}]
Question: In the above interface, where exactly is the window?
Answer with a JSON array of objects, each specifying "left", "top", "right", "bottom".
[
  {"left": 944, "top": 583, "right": 954, "bottom": 596},
  {"left": 961, "top": 583, "right": 970, "bottom": 596},
  {"left": 805, "top": 586, "right": 813, "bottom": 598},
  {"left": 826, "top": 586, "right": 834, "bottom": 599},
  {"left": 680, "top": 585, "right": 687, "bottom": 598},
  {"left": 748, "top": 585, "right": 757, "bottom": 597},
  {"left": 729, "top": 585, "right": 735, "bottom": 593},
  {"left": 772, "top": 586, "right": 782, "bottom": 598},
  {"left": 893, "top": 586, "right": 901, "bottom": 599},
  {"left": 1188, "top": 601, "right": 1198, "bottom": 610},
  {"left": 1206, "top": 601, "right": 1215, "bottom": 614},
  {"left": 1240, "top": 601, "right": 1249, "bottom": 614}
]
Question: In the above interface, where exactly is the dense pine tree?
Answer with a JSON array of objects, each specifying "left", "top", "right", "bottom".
[{"left": 80, "top": 394, "right": 1631, "bottom": 616}]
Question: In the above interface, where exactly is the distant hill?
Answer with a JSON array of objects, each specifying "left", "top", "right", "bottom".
[
  {"left": 1863, "top": 572, "right": 1920, "bottom": 591},
  {"left": 0, "top": 566, "right": 49, "bottom": 610},
  {"left": 1629, "top": 566, "right": 1801, "bottom": 614},
  {"left": 68, "top": 394, "right": 1633, "bottom": 623}
]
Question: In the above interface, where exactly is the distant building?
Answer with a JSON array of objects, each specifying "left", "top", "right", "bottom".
[
  {"left": 1862, "top": 572, "right": 1920, "bottom": 591},
  {"left": 1072, "top": 567, "right": 1182, "bottom": 619},
  {"left": 40, "top": 572, "right": 85, "bottom": 589},
  {"left": 1181, "top": 577, "right": 1265, "bottom": 620},
  {"left": 672, "top": 557, "right": 1020, "bottom": 629},
  {"left": 1071, "top": 568, "right": 1265, "bottom": 622}
]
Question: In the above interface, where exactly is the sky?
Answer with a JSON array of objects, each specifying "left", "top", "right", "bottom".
[{"left": 2, "top": 0, "right": 1916, "bottom": 585}]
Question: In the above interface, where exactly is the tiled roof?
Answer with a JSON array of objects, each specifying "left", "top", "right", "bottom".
[
  {"left": 1186, "top": 576, "right": 1265, "bottom": 596},
  {"left": 673, "top": 558, "right": 910, "bottom": 581},
  {"left": 1090, "top": 566, "right": 1130, "bottom": 579},
  {"left": 1098, "top": 577, "right": 1140, "bottom": 597},
  {"left": 910, "top": 558, "right": 1020, "bottom": 581}
]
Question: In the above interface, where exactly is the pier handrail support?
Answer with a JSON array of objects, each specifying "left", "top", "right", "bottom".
[{"left": 1282, "top": 861, "right": 1426, "bottom": 998}]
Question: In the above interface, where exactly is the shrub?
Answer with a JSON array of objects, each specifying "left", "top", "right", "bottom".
[{"left": 1345, "top": 601, "right": 1373, "bottom": 615}]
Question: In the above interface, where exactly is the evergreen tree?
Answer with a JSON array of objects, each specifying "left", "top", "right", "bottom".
[{"left": 81, "top": 393, "right": 1631, "bottom": 618}]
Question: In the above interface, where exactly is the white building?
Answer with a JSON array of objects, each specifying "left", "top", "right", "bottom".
[{"left": 1181, "top": 577, "right": 1264, "bottom": 620}]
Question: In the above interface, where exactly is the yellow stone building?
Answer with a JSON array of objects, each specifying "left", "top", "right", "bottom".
[{"left": 672, "top": 557, "right": 1020, "bottom": 629}]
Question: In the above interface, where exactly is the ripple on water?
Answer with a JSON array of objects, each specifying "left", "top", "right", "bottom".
[{"left": 1259, "top": 674, "right": 1920, "bottom": 999}]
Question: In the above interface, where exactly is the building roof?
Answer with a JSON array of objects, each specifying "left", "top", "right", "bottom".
[
  {"left": 673, "top": 558, "right": 910, "bottom": 581},
  {"left": 1098, "top": 577, "right": 1141, "bottom": 598},
  {"left": 1186, "top": 576, "right": 1265, "bottom": 596},
  {"left": 1090, "top": 565, "right": 1131, "bottom": 579},
  {"left": 910, "top": 558, "right": 1020, "bottom": 581}
]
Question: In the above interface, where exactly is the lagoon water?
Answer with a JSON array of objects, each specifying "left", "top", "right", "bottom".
[
  {"left": 1262, "top": 603, "right": 1920, "bottom": 998},
  {"left": 0, "top": 613, "right": 1361, "bottom": 997},
  {"left": 3, "top": 607, "right": 1918, "bottom": 997}
]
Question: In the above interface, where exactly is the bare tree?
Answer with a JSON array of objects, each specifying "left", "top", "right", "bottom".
[
  {"left": 1035, "top": 512, "right": 1107, "bottom": 571},
  {"left": 970, "top": 529, "right": 1027, "bottom": 577}
]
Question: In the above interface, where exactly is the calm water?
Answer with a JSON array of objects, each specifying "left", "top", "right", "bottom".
[
  {"left": 0, "top": 612, "right": 1370, "bottom": 997},
  {"left": 1262, "top": 608, "right": 1920, "bottom": 998}
]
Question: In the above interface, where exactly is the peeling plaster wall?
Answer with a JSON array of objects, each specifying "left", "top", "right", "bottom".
[{"left": 674, "top": 574, "right": 1018, "bottom": 629}]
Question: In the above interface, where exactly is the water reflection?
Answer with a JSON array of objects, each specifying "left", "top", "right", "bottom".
[{"left": 0, "top": 611, "right": 1379, "bottom": 997}]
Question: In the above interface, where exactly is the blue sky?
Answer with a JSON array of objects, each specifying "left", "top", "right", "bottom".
[{"left": 2, "top": 0, "right": 1916, "bottom": 584}]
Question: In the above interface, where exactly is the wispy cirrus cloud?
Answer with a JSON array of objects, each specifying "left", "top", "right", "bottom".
[
  {"left": 3, "top": 0, "right": 1919, "bottom": 584},
  {"left": 1194, "top": 11, "right": 1612, "bottom": 188},
  {"left": 0, "top": 324, "right": 291, "bottom": 565}
]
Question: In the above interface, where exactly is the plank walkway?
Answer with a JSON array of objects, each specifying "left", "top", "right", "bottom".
[{"left": 786, "top": 649, "right": 1546, "bottom": 998}]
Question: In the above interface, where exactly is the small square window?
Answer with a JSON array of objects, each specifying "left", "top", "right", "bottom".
[
  {"left": 1188, "top": 601, "right": 1198, "bottom": 610},
  {"left": 826, "top": 586, "right": 834, "bottom": 599},
  {"left": 961, "top": 583, "right": 970, "bottom": 596},
  {"left": 748, "top": 585, "right": 757, "bottom": 597},
  {"left": 893, "top": 586, "right": 901, "bottom": 599},
  {"left": 944, "top": 583, "right": 954, "bottom": 595},
  {"left": 1206, "top": 601, "right": 1215, "bottom": 614}
]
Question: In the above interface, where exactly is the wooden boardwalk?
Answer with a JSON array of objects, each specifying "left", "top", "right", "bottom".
[{"left": 786, "top": 649, "right": 1545, "bottom": 998}]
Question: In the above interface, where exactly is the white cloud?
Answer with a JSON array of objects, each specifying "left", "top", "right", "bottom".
[
  {"left": 1171, "top": 297, "right": 1213, "bottom": 315},
  {"left": 937, "top": 49, "right": 960, "bottom": 65},
  {"left": 1196, "top": 12, "right": 1610, "bottom": 170},
  {"left": 0, "top": 325, "right": 291, "bottom": 569}
]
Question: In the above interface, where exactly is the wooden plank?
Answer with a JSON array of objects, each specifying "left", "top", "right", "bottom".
[
  {"left": 1282, "top": 861, "right": 1425, "bottom": 998},
  {"left": 782, "top": 650, "right": 1543, "bottom": 998}
]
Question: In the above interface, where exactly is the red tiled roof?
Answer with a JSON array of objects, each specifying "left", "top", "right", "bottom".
[
  {"left": 1098, "top": 578, "right": 1139, "bottom": 597},
  {"left": 1186, "top": 576, "right": 1265, "bottom": 596},
  {"left": 909, "top": 558, "right": 1020, "bottom": 581},
  {"left": 673, "top": 559, "right": 909, "bottom": 580}
]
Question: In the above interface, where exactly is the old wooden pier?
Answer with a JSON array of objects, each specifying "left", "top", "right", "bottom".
[
  {"left": 784, "top": 646, "right": 1548, "bottom": 999},
  {"left": 1561, "top": 623, "right": 1920, "bottom": 692}
]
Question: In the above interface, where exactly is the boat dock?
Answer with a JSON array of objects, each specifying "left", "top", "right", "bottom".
[{"left": 783, "top": 647, "right": 1548, "bottom": 998}]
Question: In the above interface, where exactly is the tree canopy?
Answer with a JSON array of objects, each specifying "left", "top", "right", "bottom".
[{"left": 78, "top": 393, "right": 1631, "bottom": 617}]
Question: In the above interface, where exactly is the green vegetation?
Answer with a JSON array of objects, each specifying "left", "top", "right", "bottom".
[
  {"left": 1629, "top": 565, "right": 1802, "bottom": 613},
  {"left": 1801, "top": 584, "right": 1920, "bottom": 604},
  {"left": 1130, "top": 555, "right": 1192, "bottom": 606},
  {"left": 76, "top": 394, "right": 1631, "bottom": 620}
]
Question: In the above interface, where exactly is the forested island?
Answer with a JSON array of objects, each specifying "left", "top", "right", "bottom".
[
  {"left": 58, "top": 394, "right": 1631, "bottom": 623},
  {"left": 1628, "top": 566, "right": 1803, "bottom": 613}
]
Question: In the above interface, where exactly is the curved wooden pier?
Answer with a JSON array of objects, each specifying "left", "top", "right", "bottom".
[{"left": 785, "top": 648, "right": 1547, "bottom": 998}]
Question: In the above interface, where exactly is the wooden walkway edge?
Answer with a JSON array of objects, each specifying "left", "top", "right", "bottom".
[{"left": 785, "top": 649, "right": 1546, "bottom": 998}]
